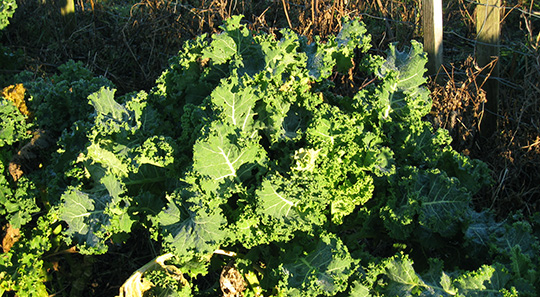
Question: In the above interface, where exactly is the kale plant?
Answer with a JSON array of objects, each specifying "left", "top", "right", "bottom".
[{"left": 1, "top": 16, "right": 539, "bottom": 296}]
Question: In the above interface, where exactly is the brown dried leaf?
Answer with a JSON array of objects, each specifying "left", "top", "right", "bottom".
[
  {"left": 220, "top": 261, "right": 246, "bottom": 297},
  {"left": 1, "top": 224, "right": 21, "bottom": 253},
  {"left": 8, "top": 162, "right": 24, "bottom": 182}
]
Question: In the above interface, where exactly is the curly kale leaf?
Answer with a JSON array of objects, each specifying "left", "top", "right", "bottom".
[
  {"left": 79, "top": 88, "right": 178, "bottom": 180},
  {"left": 0, "top": 96, "right": 39, "bottom": 228},
  {"left": 202, "top": 15, "right": 265, "bottom": 76},
  {"left": 57, "top": 88, "right": 181, "bottom": 253},
  {"left": 20, "top": 60, "right": 114, "bottom": 136},
  {"left": 0, "top": 96, "right": 32, "bottom": 147},
  {"left": 453, "top": 264, "right": 512, "bottom": 297},
  {"left": 302, "top": 37, "right": 336, "bottom": 81},
  {"left": 390, "top": 123, "right": 492, "bottom": 194},
  {"left": 303, "top": 105, "right": 385, "bottom": 223},
  {"left": 88, "top": 87, "right": 142, "bottom": 136},
  {"left": 382, "top": 168, "right": 472, "bottom": 239},
  {"left": 302, "top": 18, "right": 371, "bottom": 80},
  {"left": 157, "top": 196, "right": 226, "bottom": 257},
  {"left": 493, "top": 221, "right": 539, "bottom": 259},
  {"left": 414, "top": 171, "right": 472, "bottom": 235},
  {"left": 257, "top": 176, "right": 300, "bottom": 220},
  {"left": 0, "top": 0, "right": 17, "bottom": 31},
  {"left": 60, "top": 174, "right": 133, "bottom": 254},
  {"left": 133, "top": 136, "right": 177, "bottom": 168},
  {"left": 89, "top": 87, "right": 129, "bottom": 122},
  {"left": 254, "top": 173, "right": 330, "bottom": 240},
  {"left": 389, "top": 121, "right": 448, "bottom": 166},
  {"left": 60, "top": 188, "right": 111, "bottom": 253},
  {"left": 464, "top": 214, "right": 540, "bottom": 295},
  {"left": 278, "top": 233, "right": 357, "bottom": 296},
  {"left": 0, "top": 172, "right": 40, "bottom": 228},
  {"left": 209, "top": 75, "right": 258, "bottom": 131},
  {"left": 376, "top": 254, "right": 458, "bottom": 296},
  {"left": 335, "top": 18, "right": 372, "bottom": 54},
  {"left": 193, "top": 122, "right": 265, "bottom": 185},
  {"left": 374, "top": 40, "right": 431, "bottom": 121},
  {"left": 436, "top": 149, "right": 493, "bottom": 195},
  {"left": 154, "top": 34, "right": 216, "bottom": 108},
  {"left": 380, "top": 254, "right": 430, "bottom": 296},
  {"left": 380, "top": 41, "right": 428, "bottom": 91},
  {"left": 201, "top": 33, "right": 237, "bottom": 65},
  {"left": 366, "top": 254, "right": 517, "bottom": 297},
  {"left": 333, "top": 18, "right": 372, "bottom": 73},
  {"left": 0, "top": 214, "right": 54, "bottom": 296},
  {"left": 306, "top": 104, "right": 364, "bottom": 147},
  {"left": 305, "top": 104, "right": 394, "bottom": 177},
  {"left": 261, "top": 29, "right": 305, "bottom": 81}
]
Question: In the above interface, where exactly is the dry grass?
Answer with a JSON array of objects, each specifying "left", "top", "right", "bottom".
[
  {"left": 487, "top": 52, "right": 540, "bottom": 216},
  {"left": 428, "top": 0, "right": 540, "bottom": 216},
  {"left": 427, "top": 56, "right": 487, "bottom": 155}
]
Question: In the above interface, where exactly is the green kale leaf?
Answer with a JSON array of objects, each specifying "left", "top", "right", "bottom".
[
  {"left": 278, "top": 233, "right": 357, "bottom": 296},
  {"left": 158, "top": 196, "right": 226, "bottom": 258}
]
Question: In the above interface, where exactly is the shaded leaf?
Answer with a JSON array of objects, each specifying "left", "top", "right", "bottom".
[
  {"left": 60, "top": 174, "right": 131, "bottom": 254},
  {"left": 158, "top": 199, "right": 226, "bottom": 256},
  {"left": 60, "top": 188, "right": 112, "bottom": 253},
  {"left": 279, "top": 233, "right": 356, "bottom": 296}
]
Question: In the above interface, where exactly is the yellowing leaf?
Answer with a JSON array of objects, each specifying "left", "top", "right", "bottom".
[
  {"left": 118, "top": 253, "right": 189, "bottom": 297},
  {"left": 2, "top": 84, "right": 32, "bottom": 117}
]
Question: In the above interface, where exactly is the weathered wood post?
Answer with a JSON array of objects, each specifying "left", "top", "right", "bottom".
[
  {"left": 476, "top": 0, "right": 500, "bottom": 137},
  {"left": 59, "top": 0, "right": 76, "bottom": 36},
  {"left": 423, "top": 0, "right": 443, "bottom": 77},
  {"left": 60, "top": 0, "right": 74, "bottom": 16}
]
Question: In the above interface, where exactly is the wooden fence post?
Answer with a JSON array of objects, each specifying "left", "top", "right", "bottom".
[
  {"left": 59, "top": 0, "right": 76, "bottom": 36},
  {"left": 423, "top": 0, "right": 443, "bottom": 76},
  {"left": 476, "top": 0, "right": 500, "bottom": 138}
]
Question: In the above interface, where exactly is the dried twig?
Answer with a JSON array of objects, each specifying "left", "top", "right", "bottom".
[{"left": 281, "top": 0, "right": 293, "bottom": 29}]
